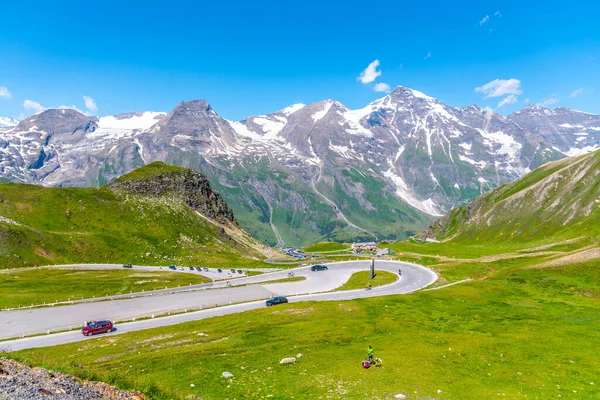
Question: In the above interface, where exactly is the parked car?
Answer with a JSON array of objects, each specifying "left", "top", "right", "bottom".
[
  {"left": 189, "top": 266, "right": 194, "bottom": 271},
  {"left": 237, "top": 269, "right": 243, "bottom": 274},
  {"left": 203, "top": 267, "right": 209, "bottom": 271},
  {"left": 311, "top": 264, "right": 328, "bottom": 271},
  {"left": 217, "top": 268, "right": 223, "bottom": 273},
  {"left": 266, "top": 296, "right": 288, "bottom": 307},
  {"left": 230, "top": 268, "right": 236, "bottom": 273},
  {"left": 169, "top": 265, "right": 176, "bottom": 270},
  {"left": 195, "top": 267, "right": 202, "bottom": 271},
  {"left": 226, "top": 272, "right": 232, "bottom": 277},
  {"left": 82, "top": 320, "right": 113, "bottom": 336},
  {"left": 122, "top": 263, "right": 133, "bottom": 268}
]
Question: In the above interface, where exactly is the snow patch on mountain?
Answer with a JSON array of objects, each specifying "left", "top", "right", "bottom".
[
  {"left": 0, "top": 117, "right": 19, "bottom": 128},
  {"left": 564, "top": 145, "right": 600, "bottom": 157},
  {"left": 98, "top": 112, "right": 165, "bottom": 130},
  {"left": 280, "top": 103, "right": 305, "bottom": 116},
  {"left": 383, "top": 168, "right": 442, "bottom": 216},
  {"left": 312, "top": 101, "right": 333, "bottom": 123}
]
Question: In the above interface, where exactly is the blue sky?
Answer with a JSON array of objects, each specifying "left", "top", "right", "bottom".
[{"left": 0, "top": 0, "right": 598, "bottom": 120}]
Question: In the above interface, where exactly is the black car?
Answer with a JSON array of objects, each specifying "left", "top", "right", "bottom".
[
  {"left": 169, "top": 265, "right": 176, "bottom": 270},
  {"left": 230, "top": 268, "right": 236, "bottom": 273},
  {"left": 203, "top": 267, "right": 209, "bottom": 271},
  {"left": 217, "top": 268, "right": 223, "bottom": 273},
  {"left": 189, "top": 266, "right": 194, "bottom": 271},
  {"left": 122, "top": 263, "right": 133, "bottom": 268},
  {"left": 237, "top": 269, "right": 243, "bottom": 274},
  {"left": 195, "top": 267, "right": 202, "bottom": 271},
  {"left": 266, "top": 296, "right": 288, "bottom": 307},
  {"left": 311, "top": 264, "right": 328, "bottom": 271}
]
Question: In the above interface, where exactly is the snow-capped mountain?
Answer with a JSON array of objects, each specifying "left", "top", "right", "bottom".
[
  {"left": 1, "top": 86, "right": 599, "bottom": 246},
  {"left": 0, "top": 116, "right": 19, "bottom": 128}
]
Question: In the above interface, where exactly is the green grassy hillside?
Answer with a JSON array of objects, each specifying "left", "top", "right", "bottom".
[
  {"left": 425, "top": 150, "right": 600, "bottom": 244},
  {"left": 0, "top": 162, "right": 276, "bottom": 269}
]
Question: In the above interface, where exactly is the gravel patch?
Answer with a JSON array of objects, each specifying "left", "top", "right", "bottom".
[{"left": 0, "top": 357, "right": 143, "bottom": 399}]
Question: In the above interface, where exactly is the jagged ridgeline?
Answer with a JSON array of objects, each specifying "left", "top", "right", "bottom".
[
  {"left": 424, "top": 149, "right": 600, "bottom": 243},
  {"left": 0, "top": 162, "right": 277, "bottom": 268}
]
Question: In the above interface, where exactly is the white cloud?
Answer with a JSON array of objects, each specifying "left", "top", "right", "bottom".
[
  {"left": 523, "top": 97, "right": 531, "bottom": 104},
  {"left": 0, "top": 86, "right": 11, "bottom": 99},
  {"left": 357, "top": 60, "right": 382, "bottom": 84},
  {"left": 495, "top": 11, "right": 502, "bottom": 17},
  {"left": 373, "top": 82, "right": 391, "bottom": 93},
  {"left": 475, "top": 78, "right": 522, "bottom": 98},
  {"left": 498, "top": 94, "right": 518, "bottom": 107},
  {"left": 479, "top": 15, "right": 490, "bottom": 26},
  {"left": 23, "top": 100, "right": 45, "bottom": 113},
  {"left": 83, "top": 95, "right": 98, "bottom": 114},
  {"left": 537, "top": 94, "right": 559, "bottom": 107},
  {"left": 570, "top": 88, "right": 585, "bottom": 97},
  {"left": 425, "top": 52, "right": 431, "bottom": 60}
]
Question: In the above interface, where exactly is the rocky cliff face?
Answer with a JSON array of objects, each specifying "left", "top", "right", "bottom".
[{"left": 107, "top": 163, "right": 236, "bottom": 225}]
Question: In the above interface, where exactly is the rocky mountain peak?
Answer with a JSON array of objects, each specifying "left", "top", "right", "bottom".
[
  {"left": 108, "top": 162, "right": 236, "bottom": 225},
  {"left": 16, "top": 108, "right": 97, "bottom": 141}
]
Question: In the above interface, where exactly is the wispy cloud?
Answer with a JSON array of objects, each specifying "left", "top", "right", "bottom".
[
  {"left": 498, "top": 94, "right": 518, "bottom": 107},
  {"left": 83, "top": 95, "right": 98, "bottom": 114},
  {"left": 476, "top": 79, "right": 522, "bottom": 108},
  {"left": 537, "top": 94, "right": 559, "bottom": 107},
  {"left": 569, "top": 88, "right": 585, "bottom": 97},
  {"left": 0, "top": 86, "right": 11, "bottom": 99},
  {"left": 357, "top": 60, "right": 382, "bottom": 84},
  {"left": 479, "top": 15, "right": 490, "bottom": 26},
  {"left": 373, "top": 82, "right": 391, "bottom": 93},
  {"left": 475, "top": 78, "right": 522, "bottom": 98},
  {"left": 23, "top": 100, "right": 45, "bottom": 113},
  {"left": 424, "top": 52, "right": 431, "bottom": 60},
  {"left": 495, "top": 11, "right": 502, "bottom": 17}
]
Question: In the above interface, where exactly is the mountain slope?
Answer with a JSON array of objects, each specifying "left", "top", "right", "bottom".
[
  {"left": 1, "top": 87, "right": 599, "bottom": 246},
  {"left": 0, "top": 162, "right": 275, "bottom": 269},
  {"left": 424, "top": 149, "right": 600, "bottom": 243}
]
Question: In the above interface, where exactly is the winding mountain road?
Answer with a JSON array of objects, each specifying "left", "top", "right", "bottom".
[{"left": 1, "top": 260, "right": 437, "bottom": 351}]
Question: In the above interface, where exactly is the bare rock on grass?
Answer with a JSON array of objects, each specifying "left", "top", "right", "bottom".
[
  {"left": 221, "top": 371, "right": 234, "bottom": 378},
  {"left": 279, "top": 357, "right": 296, "bottom": 365}
]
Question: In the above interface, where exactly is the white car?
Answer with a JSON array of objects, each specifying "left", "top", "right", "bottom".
[{"left": 226, "top": 272, "right": 232, "bottom": 277}]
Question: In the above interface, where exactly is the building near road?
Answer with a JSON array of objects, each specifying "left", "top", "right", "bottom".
[{"left": 352, "top": 242, "right": 377, "bottom": 252}]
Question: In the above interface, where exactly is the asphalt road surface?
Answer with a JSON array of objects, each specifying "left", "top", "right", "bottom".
[{"left": 1, "top": 260, "right": 437, "bottom": 351}]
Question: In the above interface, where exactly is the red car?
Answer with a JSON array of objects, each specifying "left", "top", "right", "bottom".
[{"left": 82, "top": 320, "right": 113, "bottom": 336}]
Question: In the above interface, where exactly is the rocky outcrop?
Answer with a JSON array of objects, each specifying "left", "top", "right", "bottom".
[
  {"left": 107, "top": 163, "right": 236, "bottom": 225},
  {"left": 0, "top": 357, "right": 144, "bottom": 399}
]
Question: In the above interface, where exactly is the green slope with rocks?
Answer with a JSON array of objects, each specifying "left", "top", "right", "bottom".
[
  {"left": 0, "top": 162, "right": 277, "bottom": 269},
  {"left": 423, "top": 150, "right": 600, "bottom": 244}
]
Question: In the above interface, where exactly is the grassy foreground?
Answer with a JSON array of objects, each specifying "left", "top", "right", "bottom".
[
  {"left": 0, "top": 269, "right": 210, "bottom": 308},
  {"left": 8, "top": 258, "right": 599, "bottom": 399},
  {"left": 337, "top": 270, "right": 398, "bottom": 291}
]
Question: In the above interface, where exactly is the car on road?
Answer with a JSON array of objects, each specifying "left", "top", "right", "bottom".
[
  {"left": 122, "top": 263, "right": 133, "bottom": 268},
  {"left": 230, "top": 268, "right": 236, "bottom": 273},
  {"left": 189, "top": 266, "right": 194, "bottom": 271},
  {"left": 226, "top": 272, "right": 232, "bottom": 277},
  {"left": 203, "top": 267, "right": 209, "bottom": 271},
  {"left": 265, "top": 296, "right": 288, "bottom": 307},
  {"left": 195, "top": 267, "right": 202, "bottom": 272},
  {"left": 82, "top": 320, "right": 113, "bottom": 336},
  {"left": 169, "top": 265, "right": 176, "bottom": 270},
  {"left": 237, "top": 269, "right": 243, "bottom": 274},
  {"left": 311, "top": 264, "right": 328, "bottom": 271},
  {"left": 217, "top": 268, "right": 222, "bottom": 273}
]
